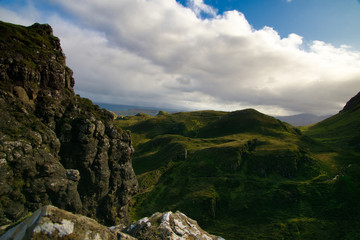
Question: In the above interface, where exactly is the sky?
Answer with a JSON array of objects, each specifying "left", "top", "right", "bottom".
[{"left": 1, "top": 0, "right": 360, "bottom": 116}]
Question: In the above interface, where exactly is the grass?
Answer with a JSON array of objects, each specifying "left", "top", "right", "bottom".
[
  {"left": 114, "top": 108, "right": 360, "bottom": 239},
  {"left": 0, "top": 21, "right": 65, "bottom": 71},
  {"left": 304, "top": 109, "right": 360, "bottom": 150}
]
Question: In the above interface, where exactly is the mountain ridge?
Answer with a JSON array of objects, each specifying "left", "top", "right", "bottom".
[
  {"left": 276, "top": 113, "right": 332, "bottom": 126},
  {"left": 96, "top": 102, "right": 331, "bottom": 126}
]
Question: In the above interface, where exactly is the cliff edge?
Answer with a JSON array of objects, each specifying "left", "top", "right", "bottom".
[{"left": 0, "top": 21, "right": 138, "bottom": 226}]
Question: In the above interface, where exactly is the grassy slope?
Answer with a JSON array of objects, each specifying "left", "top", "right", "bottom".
[
  {"left": 116, "top": 109, "right": 360, "bottom": 240},
  {"left": 304, "top": 109, "right": 360, "bottom": 149}
]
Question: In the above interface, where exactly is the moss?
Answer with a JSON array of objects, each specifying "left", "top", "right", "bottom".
[
  {"left": 0, "top": 21, "right": 64, "bottom": 70},
  {"left": 13, "top": 178, "right": 25, "bottom": 190}
]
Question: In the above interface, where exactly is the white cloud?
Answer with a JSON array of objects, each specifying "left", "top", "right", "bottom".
[
  {"left": 186, "top": 0, "right": 217, "bottom": 18},
  {"left": 1, "top": 0, "right": 360, "bottom": 116}
]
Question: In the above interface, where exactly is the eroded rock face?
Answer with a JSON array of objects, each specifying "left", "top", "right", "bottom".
[
  {"left": 0, "top": 21, "right": 137, "bottom": 226},
  {"left": 122, "top": 211, "right": 225, "bottom": 240}
]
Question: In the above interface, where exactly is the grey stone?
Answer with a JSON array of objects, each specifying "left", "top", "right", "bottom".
[
  {"left": 123, "top": 211, "right": 225, "bottom": 240},
  {"left": 0, "top": 205, "right": 117, "bottom": 240},
  {"left": 66, "top": 169, "right": 80, "bottom": 181}
]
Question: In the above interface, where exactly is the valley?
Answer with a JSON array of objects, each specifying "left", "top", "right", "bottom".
[{"left": 116, "top": 105, "right": 360, "bottom": 239}]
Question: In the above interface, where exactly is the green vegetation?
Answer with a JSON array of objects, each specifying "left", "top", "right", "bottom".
[
  {"left": 116, "top": 107, "right": 360, "bottom": 239},
  {"left": 0, "top": 21, "right": 65, "bottom": 68},
  {"left": 304, "top": 109, "right": 360, "bottom": 150}
]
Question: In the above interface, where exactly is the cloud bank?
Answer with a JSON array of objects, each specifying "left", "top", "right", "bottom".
[{"left": 1, "top": 0, "right": 360, "bottom": 115}]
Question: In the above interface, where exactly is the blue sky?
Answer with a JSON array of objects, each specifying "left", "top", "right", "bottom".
[
  {"left": 178, "top": 0, "right": 360, "bottom": 50},
  {"left": 1, "top": 0, "right": 360, "bottom": 116}
]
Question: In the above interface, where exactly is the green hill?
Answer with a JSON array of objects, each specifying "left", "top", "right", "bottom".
[
  {"left": 116, "top": 105, "right": 360, "bottom": 240},
  {"left": 197, "top": 109, "right": 299, "bottom": 138},
  {"left": 305, "top": 92, "right": 360, "bottom": 151}
]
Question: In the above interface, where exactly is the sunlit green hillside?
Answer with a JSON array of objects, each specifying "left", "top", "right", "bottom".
[
  {"left": 115, "top": 107, "right": 360, "bottom": 240},
  {"left": 304, "top": 109, "right": 360, "bottom": 151}
]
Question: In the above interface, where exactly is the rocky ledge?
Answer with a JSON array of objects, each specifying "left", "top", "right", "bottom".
[
  {"left": 0, "top": 205, "right": 224, "bottom": 240},
  {"left": 0, "top": 205, "right": 133, "bottom": 240}
]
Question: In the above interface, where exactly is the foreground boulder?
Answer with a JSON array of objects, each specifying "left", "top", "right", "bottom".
[
  {"left": 0, "top": 21, "right": 137, "bottom": 226},
  {"left": 122, "top": 211, "right": 224, "bottom": 240},
  {"left": 0, "top": 205, "right": 135, "bottom": 240}
]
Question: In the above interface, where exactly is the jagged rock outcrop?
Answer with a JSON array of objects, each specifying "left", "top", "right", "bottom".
[
  {"left": 121, "top": 211, "right": 224, "bottom": 240},
  {"left": 340, "top": 91, "right": 360, "bottom": 112},
  {"left": 0, "top": 21, "right": 137, "bottom": 226}
]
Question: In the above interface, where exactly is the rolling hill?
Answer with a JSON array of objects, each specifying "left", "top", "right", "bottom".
[
  {"left": 305, "top": 91, "right": 360, "bottom": 151},
  {"left": 116, "top": 102, "right": 360, "bottom": 240}
]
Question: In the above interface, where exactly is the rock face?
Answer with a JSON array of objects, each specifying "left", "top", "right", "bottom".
[
  {"left": 122, "top": 211, "right": 224, "bottom": 240},
  {"left": 0, "top": 21, "right": 137, "bottom": 226}
]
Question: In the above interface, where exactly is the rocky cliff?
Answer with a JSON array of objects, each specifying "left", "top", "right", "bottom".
[{"left": 0, "top": 21, "right": 137, "bottom": 226}]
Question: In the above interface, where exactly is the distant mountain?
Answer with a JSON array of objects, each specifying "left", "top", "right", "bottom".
[
  {"left": 96, "top": 102, "right": 331, "bottom": 127},
  {"left": 97, "top": 102, "right": 331, "bottom": 126},
  {"left": 276, "top": 113, "right": 332, "bottom": 126},
  {"left": 95, "top": 102, "right": 182, "bottom": 116}
]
